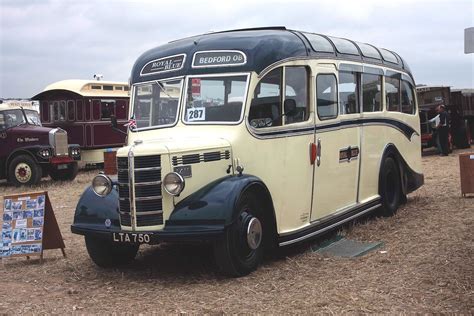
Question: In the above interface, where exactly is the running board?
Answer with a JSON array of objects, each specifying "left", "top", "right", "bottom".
[{"left": 278, "top": 200, "right": 381, "bottom": 247}]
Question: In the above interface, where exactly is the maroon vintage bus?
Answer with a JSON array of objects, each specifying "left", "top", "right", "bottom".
[{"left": 32, "top": 80, "right": 129, "bottom": 164}]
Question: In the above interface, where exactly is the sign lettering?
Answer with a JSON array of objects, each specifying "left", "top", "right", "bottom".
[
  {"left": 193, "top": 51, "right": 246, "bottom": 68},
  {"left": 140, "top": 54, "right": 186, "bottom": 76}
]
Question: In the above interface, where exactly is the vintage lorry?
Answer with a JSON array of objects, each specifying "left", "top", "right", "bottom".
[{"left": 0, "top": 100, "right": 81, "bottom": 185}]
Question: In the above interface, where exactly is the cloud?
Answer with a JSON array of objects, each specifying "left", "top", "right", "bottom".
[{"left": 0, "top": 0, "right": 473, "bottom": 98}]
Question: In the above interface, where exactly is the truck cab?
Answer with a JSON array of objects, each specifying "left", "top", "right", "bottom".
[{"left": 0, "top": 101, "right": 81, "bottom": 185}]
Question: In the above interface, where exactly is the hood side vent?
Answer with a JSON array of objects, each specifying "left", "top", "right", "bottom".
[{"left": 172, "top": 150, "right": 230, "bottom": 166}]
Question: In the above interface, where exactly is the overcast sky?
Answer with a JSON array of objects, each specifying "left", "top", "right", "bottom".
[{"left": 1, "top": 0, "right": 473, "bottom": 98}]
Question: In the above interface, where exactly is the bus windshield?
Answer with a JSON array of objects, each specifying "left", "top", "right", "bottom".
[
  {"left": 132, "top": 79, "right": 182, "bottom": 129},
  {"left": 184, "top": 75, "right": 248, "bottom": 123}
]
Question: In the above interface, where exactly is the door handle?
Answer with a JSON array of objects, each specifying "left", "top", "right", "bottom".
[{"left": 317, "top": 138, "right": 321, "bottom": 166}]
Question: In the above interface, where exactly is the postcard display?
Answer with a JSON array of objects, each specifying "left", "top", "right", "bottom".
[{"left": 1, "top": 191, "right": 65, "bottom": 261}]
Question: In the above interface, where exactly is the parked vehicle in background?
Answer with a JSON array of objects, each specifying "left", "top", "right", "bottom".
[
  {"left": 0, "top": 100, "right": 81, "bottom": 185},
  {"left": 71, "top": 27, "right": 424, "bottom": 276},
  {"left": 416, "top": 86, "right": 471, "bottom": 151},
  {"left": 32, "top": 80, "right": 129, "bottom": 165}
]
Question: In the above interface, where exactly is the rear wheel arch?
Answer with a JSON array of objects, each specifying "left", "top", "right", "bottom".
[{"left": 379, "top": 144, "right": 408, "bottom": 196}]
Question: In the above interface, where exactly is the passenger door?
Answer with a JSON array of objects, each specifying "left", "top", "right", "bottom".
[{"left": 311, "top": 65, "right": 361, "bottom": 221}]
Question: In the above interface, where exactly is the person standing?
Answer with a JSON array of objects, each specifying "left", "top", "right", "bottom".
[{"left": 436, "top": 104, "right": 450, "bottom": 156}]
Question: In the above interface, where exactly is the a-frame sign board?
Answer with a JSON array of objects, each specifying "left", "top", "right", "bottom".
[{"left": 1, "top": 191, "right": 65, "bottom": 262}]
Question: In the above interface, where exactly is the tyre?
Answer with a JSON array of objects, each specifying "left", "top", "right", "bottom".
[
  {"left": 213, "top": 191, "right": 264, "bottom": 277},
  {"left": 49, "top": 162, "right": 78, "bottom": 181},
  {"left": 8, "top": 155, "right": 42, "bottom": 186},
  {"left": 85, "top": 236, "right": 139, "bottom": 268},
  {"left": 379, "top": 157, "right": 401, "bottom": 217}
]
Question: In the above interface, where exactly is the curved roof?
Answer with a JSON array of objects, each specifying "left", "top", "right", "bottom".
[
  {"left": 32, "top": 79, "right": 129, "bottom": 99},
  {"left": 130, "top": 27, "right": 413, "bottom": 84}
]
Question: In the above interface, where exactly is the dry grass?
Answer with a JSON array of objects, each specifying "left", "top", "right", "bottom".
[{"left": 0, "top": 149, "right": 473, "bottom": 314}]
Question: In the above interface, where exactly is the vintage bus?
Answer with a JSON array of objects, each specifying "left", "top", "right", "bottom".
[
  {"left": 71, "top": 27, "right": 424, "bottom": 276},
  {"left": 32, "top": 80, "right": 129, "bottom": 164}
]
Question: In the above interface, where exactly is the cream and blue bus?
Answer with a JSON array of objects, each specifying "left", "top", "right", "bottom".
[{"left": 72, "top": 27, "right": 423, "bottom": 276}]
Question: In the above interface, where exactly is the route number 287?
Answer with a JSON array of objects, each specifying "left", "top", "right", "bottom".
[{"left": 187, "top": 107, "right": 206, "bottom": 121}]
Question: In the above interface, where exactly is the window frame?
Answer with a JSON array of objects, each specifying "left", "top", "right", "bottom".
[
  {"left": 338, "top": 71, "right": 360, "bottom": 115},
  {"left": 385, "top": 76, "right": 401, "bottom": 112},
  {"left": 400, "top": 79, "right": 416, "bottom": 115},
  {"left": 129, "top": 76, "right": 185, "bottom": 132},
  {"left": 361, "top": 73, "right": 383, "bottom": 113},
  {"left": 316, "top": 73, "right": 339, "bottom": 121},
  {"left": 182, "top": 72, "right": 250, "bottom": 126},
  {"left": 67, "top": 100, "right": 75, "bottom": 121}
]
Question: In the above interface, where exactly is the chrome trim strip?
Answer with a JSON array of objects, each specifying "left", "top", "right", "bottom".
[
  {"left": 134, "top": 166, "right": 162, "bottom": 171},
  {"left": 134, "top": 195, "right": 163, "bottom": 201},
  {"left": 136, "top": 210, "right": 163, "bottom": 215},
  {"left": 134, "top": 181, "right": 162, "bottom": 186},
  {"left": 128, "top": 148, "right": 136, "bottom": 230},
  {"left": 279, "top": 203, "right": 381, "bottom": 246}
]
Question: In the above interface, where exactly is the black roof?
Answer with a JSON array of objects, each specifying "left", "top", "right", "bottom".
[{"left": 131, "top": 27, "right": 413, "bottom": 84}]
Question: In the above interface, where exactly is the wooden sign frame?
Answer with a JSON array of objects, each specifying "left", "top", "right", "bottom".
[{"left": 1, "top": 191, "right": 65, "bottom": 263}]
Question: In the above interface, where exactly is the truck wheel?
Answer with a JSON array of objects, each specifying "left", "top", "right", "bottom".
[
  {"left": 213, "top": 191, "right": 264, "bottom": 277},
  {"left": 8, "top": 155, "right": 42, "bottom": 186},
  {"left": 49, "top": 162, "right": 79, "bottom": 181},
  {"left": 379, "top": 157, "right": 401, "bottom": 217},
  {"left": 85, "top": 236, "right": 139, "bottom": 268}
]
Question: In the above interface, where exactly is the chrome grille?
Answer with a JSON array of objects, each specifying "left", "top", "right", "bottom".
[
  {"left": 117, "top": 155, "right": 163, "bottom": 227},
  {"left": 54, "top": 130, "right": 69, "bottom": 156}
]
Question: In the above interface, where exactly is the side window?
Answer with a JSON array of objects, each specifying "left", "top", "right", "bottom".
[
  {"left": 51, "top": 101, "right": 59, "bottom": 121},
  {"left": 59, "top": 100, "right": 66, "bottom": 121},
  {"left": 386, "top": 77, "right": 400, "bottom": 111},
  {"left": 115, "top": 100, "right": 127, "bottom": 119},
  {"left": 284, "top": 67, "right": 309, "bottom": 124},
  {"left": 92, "top": 100, "right": 101, "bottom": 120},
  {"left": 100, "top": 100, "right": 116, "bottom": 120},
  {"left": 67, "top": 100, "right": 75, "bottom": 121},
  {"left": 401, "top": 80, "right": 415, "bottom": 114},
  {"left": 41, "top": 101, "right": 49, "bottom": 122},
  {"left": 249, "top": 68, "right": 282, "bottom": 128},
  {"left": 85, "top": 100, "right": 91, "bottom": 121},
  {"left": 362, "top": 74, "right": 382, "bottom": 112},
  {"left": 338, "top": 72, "right": 359, "bottom": 114},
  {"left": 0, "top": 113, "right": 5, "bottom": 130},
  {"left": 316, "top": 74, "right": 338, "bottom": 120},
  {"left": 76, "top": 100, "right": 84, "bottom": 121}
]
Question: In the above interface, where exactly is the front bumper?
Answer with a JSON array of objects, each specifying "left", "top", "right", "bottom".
[{"left": 71, "top": 223, "right": 224, "bottom": 244}]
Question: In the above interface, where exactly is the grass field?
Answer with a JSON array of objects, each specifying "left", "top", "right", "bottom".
[{"left": 0, "top": 149, "right": 473, "bottom": 313}]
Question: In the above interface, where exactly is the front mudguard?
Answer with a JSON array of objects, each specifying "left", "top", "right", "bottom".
[
  {"left": 72, "top": 186, "right": 121, "bottom": 232},
  {"left": 169, "top": 174, "right": 272, "bottom": 227}
]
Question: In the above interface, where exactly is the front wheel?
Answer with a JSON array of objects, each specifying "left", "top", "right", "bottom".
[
  {"left": 85, "top": 236, "right": 139, "bottom": 268},
  {"left": 213, "top": 192, "right": 264, "bottom": 277},
  {"left": 49, "top": 162, "right": 78, "bottom": 181},
  {"left": 379, "top": 157, "right": 401, "bottom": 217},
  {"left": 8, "top": 155, "right": 42, "bottom": 186}
]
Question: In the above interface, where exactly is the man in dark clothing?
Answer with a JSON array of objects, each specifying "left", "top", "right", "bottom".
[{"left": 436, "top": 105, "right": 450, "bottom": 156}]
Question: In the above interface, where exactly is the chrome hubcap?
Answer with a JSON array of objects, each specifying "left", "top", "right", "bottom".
[
  {"left": 15, "top": 163, "right": 32, "bottom": 183},
  {"left": 246, "top": 217, "right": 262, "bottom": 250}
]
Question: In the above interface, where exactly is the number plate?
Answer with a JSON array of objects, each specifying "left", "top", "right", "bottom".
[
  {"left": 112, "top": 232, "right": 151, "bottom": 244},
  {"left": 57, "top": 164, "right": 68, "bottom": 170}
]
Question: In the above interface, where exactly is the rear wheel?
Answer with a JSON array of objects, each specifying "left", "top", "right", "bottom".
[
  {"left": 49, "top": 162, "right": 78, "bottom": 181},
  {"left": 8, "top": 155, "right": 42, "bottom": 186},
  {"left": 213, "top": 192, "right": 264, "bottom": 277},
  {"left": 85, "top": 236, "right": 139, "bottom": 268},
  {"left": 379, "top": 157, "right": 401, "bottom": 217}
]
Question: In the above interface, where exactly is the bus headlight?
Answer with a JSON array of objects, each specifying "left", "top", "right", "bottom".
[
  {"left": 92, "top": 174, "right": 112, "bottom": 197},
  {"left": 163, "top": 172, "right": 185, "bottom": 196}
]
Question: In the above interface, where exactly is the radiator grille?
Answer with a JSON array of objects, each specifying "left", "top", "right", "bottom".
[
  {"left": 54, "top": 130, "right": 69, "bottom": 156},
  {"left": 117, "top": 154, "right": 163, "bottom": 227}
]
